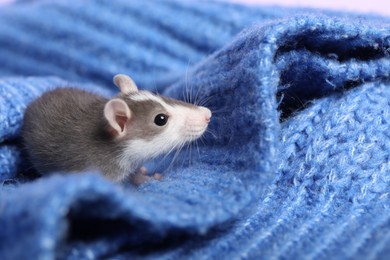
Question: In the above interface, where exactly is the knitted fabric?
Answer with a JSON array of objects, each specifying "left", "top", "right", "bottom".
[{"left": 0, "top": 0, "right": 389, "bottom": 259}]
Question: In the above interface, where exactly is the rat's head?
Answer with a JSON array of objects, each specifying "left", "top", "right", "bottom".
[{"left": 104, "top": 74, "right": 212, "bottom": 162}]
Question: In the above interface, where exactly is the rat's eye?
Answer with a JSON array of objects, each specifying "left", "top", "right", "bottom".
[{"left": 154, "top": 113, "right": 169, "bottom": 126}]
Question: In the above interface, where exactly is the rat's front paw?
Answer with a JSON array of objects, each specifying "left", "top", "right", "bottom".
[
  {"left": 130, "top": 167, "right": 163, "bottom": 185},
  {"left": 152, "top": 173, "right": 163, "bottom": 180},
  {"left": 138, "top": 166, "right": 148, "bottom": 175}
]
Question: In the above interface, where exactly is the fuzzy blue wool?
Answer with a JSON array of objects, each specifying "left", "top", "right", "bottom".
[{"left": 0, "top": 0, "right": 389, "bottom": 259}]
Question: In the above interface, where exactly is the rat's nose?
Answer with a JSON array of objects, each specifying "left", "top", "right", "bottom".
[{"left": 199, "top": 106, "right": 212, "bottom": 123}]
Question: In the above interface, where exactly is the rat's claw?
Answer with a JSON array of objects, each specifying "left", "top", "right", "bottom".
[
  {"left": 138, "top": 166, "right": 148, "bottom": 175},
  {"left": 130, "top": 169, "right": 162, "bottom": 186},
  {"left": 152, "top": 173, "right": 163, "bottom": 180}
]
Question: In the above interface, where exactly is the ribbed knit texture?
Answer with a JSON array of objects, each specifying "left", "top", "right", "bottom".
[{"left": 0, "top": 0, "right": 389, "bottom": 259}]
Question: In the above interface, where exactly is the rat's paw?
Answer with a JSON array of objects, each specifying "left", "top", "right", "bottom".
[
  {"left": 152, "top": 173, "right": 163, "bottom": 180},
  {"left": 130, "top": 167, "right": 162, "bottom": 186},
  {"left": 138, "top": 166, "right": 148, "bottom": 175}
]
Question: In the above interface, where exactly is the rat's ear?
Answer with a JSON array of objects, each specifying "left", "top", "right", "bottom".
[
  {"left": 104, "top": 98, "right": 131, "bottom": 137},
  {"left": 113, "top": 74, "right": 138, "bottom": 95}
]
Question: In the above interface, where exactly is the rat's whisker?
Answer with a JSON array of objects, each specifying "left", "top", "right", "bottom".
[
  {"left": 194, "top": 85, "right": 202, "bottom": 105},
  {"left": 206, "top": 129, "right": 218, "bottom": 139},
  {"left": 199, "top": 136, "right": 207, "bottom": 146},
  {"left": 183, "top": 81, "right": 188, "bottom": 103},
  {"left": 185, "top": 60, "right": 192, "bottom": 104},
  {"left": 155, "top": 141, "right": 182, "bottom": 170},
  {"left": 166, "top": 141, "right": 185, "bottom": 171},
  {"left": 196, "top": 140, "right": 200, "bottom": 157},
  {"left": 210, "top": 106, "right": 235, "bottom": 114},
  {"left": 181, "top": 142, "right": 190, "bottom": 169},
  {"left": 188, "top": 142, "right": 192, "bottom": 167},
  {"left": 197, "top": 93, "right": 220, "bottom": 107},
  {"left": 190, "top": 78, "right": 194, "bottom": 106}
]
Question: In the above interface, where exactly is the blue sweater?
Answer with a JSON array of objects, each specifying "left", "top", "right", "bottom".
[{"left": 0, "top": 0, "right": 389, "bottom": 259}]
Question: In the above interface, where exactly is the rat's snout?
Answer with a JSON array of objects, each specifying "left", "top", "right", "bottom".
[
  {"left": 199, "top": 106, "right": 212, "bottom": 123},
  {"left": 182, "top": 106, "right": 211, "bottom": 140}
]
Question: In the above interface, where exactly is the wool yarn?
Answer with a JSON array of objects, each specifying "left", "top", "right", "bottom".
[{"left": 0, "top": 0, "right": 389, "bottom": 259}]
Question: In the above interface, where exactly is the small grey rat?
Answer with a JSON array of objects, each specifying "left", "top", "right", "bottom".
[{"left": 22, "top": 74, "right": 212, "bottom": 184}]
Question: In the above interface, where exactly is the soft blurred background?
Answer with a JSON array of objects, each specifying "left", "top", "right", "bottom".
[
  {"left": 228, "top": 0, "right": 390, "bottom": 16},
  {"left": 0, "top": 0, "right": 12, "bottom": 5},
  {"left": 1, "top": 0, "right": 389, "bottom": 16}
]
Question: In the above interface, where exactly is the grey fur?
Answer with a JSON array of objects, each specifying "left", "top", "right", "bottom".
[
  {"left": 22, "top": 87, "right": 174, "bottom": 180},
  {"left": 122, "top": 96, "right": 167, "bottom": 141},
  {"left": 160, "top": 95, "right": 198, "bottom": 109}
]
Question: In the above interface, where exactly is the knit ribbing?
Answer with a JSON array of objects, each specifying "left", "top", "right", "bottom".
[
  {"left": 0, "top": 0, "right": 279, "bottom": 89},
  {"left": 0, "top": 0, "right": 389, "bottom": 259}
]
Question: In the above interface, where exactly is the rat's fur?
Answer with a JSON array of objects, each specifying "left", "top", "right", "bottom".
[
  {"left": 22, "top": 79, "right": 211, "bottom": 182},
  {"left": 22, "top": 88, "right": 128, "bottom": 179}
]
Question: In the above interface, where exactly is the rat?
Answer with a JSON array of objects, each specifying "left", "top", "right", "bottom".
[{"left": 22, "top": 74, "right": 212, "bottom": 184}]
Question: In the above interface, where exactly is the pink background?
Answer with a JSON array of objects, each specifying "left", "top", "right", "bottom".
[
  {"left": 229, "top": 0, "right": 390, "bottom": 16},
  {"left": 0, "top": 0, "right": 12, "bottom": 4},
  {"left": 0, "top": 0, "right": 389, "bottom": 16}
]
